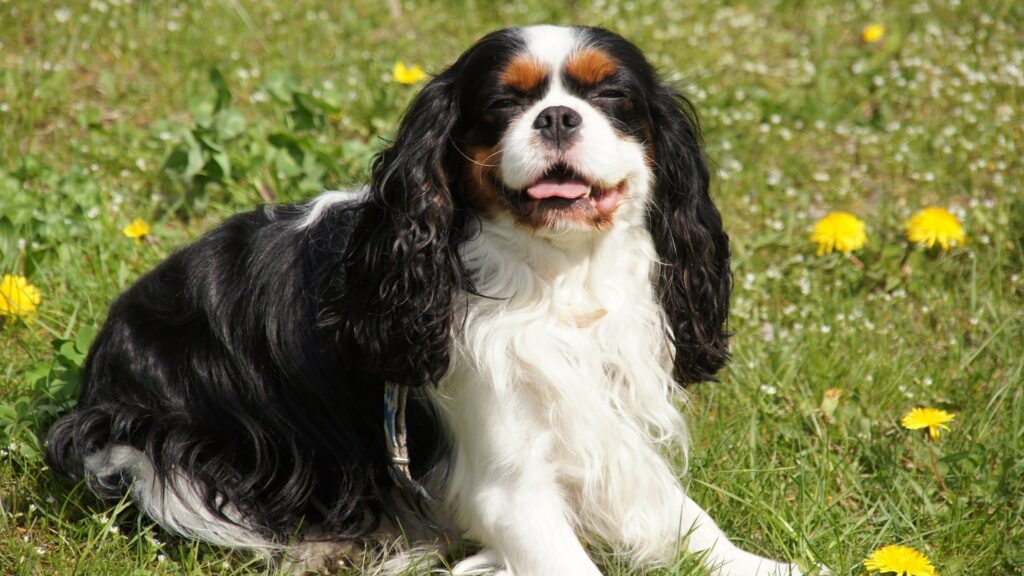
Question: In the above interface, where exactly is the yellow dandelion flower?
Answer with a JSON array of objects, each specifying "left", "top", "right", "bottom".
[
  {"left": 821, "top": 388, "right": 844, "bottom": 419},
  {"left": 901, "top": 407, "right": 955, "bottom": 441},
  {"left": 906, "top": 208, "right": 965, "bottom": 251},
  {"left": 862, "top": 24, "right": 886, "bottom": 43},
  {"left": 123, "top": 218, "right": 151, "bottom": 244},
  {"left": 864, "top": 544, "right": 937, "bottom": 576},
  {"left": 392, "top": 61, "right": 426, "bottom": 85},
  {"left": 0, "top": 274, "right": 42, "bottom": 320},
  {"left": 824, "top": 388, "right": 844, "bottom": 401},
  {"left": 811, "top": 211, "right": 867, "bottom": 256}
]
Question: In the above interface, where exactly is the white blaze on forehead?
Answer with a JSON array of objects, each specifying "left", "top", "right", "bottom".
[{"left": 520, "top": 25, "right": 577, "bottom": 89}]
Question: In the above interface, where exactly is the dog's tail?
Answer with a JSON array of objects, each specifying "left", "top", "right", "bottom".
[{"left": 49, "top": 413, "right": 282, "bottom": 554}]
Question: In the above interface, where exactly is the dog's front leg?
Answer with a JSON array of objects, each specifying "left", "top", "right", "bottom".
[
  {"left": 438, "top": 379, "right": 601, "bottom": 576},
  {"left": 452, "top": 471, "right": 601, "bottom": 576},
  {"left": 678, "top": 492, "right": 804, "bottom": 576}
]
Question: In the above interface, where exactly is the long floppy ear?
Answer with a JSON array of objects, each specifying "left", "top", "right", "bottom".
[
  {"left": 336, "top": 70, "right": 469, "bottom": 388},
  {"left": 647, "top": 84, "right": 732, "bottom": 385}
]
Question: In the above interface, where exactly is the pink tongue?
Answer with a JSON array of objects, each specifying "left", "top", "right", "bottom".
[{"left": 526, "top": 179, "right": 590, "bottom": 200}]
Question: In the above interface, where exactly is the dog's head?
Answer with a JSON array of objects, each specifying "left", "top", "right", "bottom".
[
  {"left": 343, "top": 26, "right": 731, "bottom": 387},
  {"left": 452, "top": 26, "right": 654, "bottom": 233}
]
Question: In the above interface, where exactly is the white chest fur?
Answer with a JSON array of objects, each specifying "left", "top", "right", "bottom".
[{"left": 429, "top": 217, "right": 691, "bottom": 567}]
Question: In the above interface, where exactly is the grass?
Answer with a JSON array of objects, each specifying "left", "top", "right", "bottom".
[{"left": 1, "top": 0, "right": 1022, "bottom": 574}]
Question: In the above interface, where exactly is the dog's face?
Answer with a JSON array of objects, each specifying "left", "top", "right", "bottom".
[
  {"left": 452, "top": 26, "right": 654, "bottom": 233},
  {"left": 355, "top": 25, "right": 729, "bottom": 387}
]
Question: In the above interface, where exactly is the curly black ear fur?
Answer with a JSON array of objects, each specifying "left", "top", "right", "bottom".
[
  {"left": 647, "top": 85, "right": 732, "bottom": 385},
  {"left": 336, "top": 70, "right": 471, "bottom": 388}
]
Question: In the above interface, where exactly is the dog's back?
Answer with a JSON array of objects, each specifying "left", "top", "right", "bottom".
[{"left": 45, "top": 199, "right": 446, "bottom": 552}]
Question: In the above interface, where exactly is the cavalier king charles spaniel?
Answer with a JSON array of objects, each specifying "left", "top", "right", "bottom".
[{"left": 48, "top": 25, "right": 810, "bottom": 576}]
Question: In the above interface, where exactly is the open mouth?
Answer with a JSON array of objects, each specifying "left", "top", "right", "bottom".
[{"left": 514, "top": 164, "right": 625, "bottom": 215}]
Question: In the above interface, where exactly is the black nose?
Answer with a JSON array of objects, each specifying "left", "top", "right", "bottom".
[{"left": 532, "top": 105, "right": 582, "bottom": 146}]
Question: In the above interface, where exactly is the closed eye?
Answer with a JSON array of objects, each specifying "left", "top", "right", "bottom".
[
  {"left": 595, "top": 89, "right": 628, "bottom": 100},
  {"left": 488, "top": 98, "right": 521, "bottom": 110}
]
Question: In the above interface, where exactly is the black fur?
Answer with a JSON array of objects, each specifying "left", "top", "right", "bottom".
[
  {"left": 45, "top": 204, "right": 439, "bottom": 537},
  {"left": 647, "top": 85, "right": 731, "bottom": 385},
  {"left": 333, "top": 28, "right": 524, "bottom": 388},
  {"left": 45, "top": 26, "right": 729, "bottom": 552}
]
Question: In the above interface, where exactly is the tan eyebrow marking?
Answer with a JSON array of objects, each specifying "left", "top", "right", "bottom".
[
  {"left": 565, "top": 48, "right": 617, "bottom": 85},
  {"left": 500, "top": 55, "right": 548, "bottom": 92}
]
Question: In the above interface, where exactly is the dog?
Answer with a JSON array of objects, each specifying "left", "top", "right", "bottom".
[{"left": 47, "top": 25, "right": 809, "bottom": 576}]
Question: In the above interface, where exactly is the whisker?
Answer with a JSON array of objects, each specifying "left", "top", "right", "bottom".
[{"left": 449, "top": 136, "right": 505, "bottom": 168}]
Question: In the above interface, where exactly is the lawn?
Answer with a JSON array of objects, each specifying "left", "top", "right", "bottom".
[{"left": 1, "top": 0, "right": 1022, "bottom": 574}]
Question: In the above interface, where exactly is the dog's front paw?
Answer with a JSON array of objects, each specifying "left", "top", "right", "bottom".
[
  {"left": 449, "top": 547, "right": 603, "bottom": 576},
  {"left": 450, "top": 549, "right": 506, "bottom": 575},
  {"left": 711, "top": 549, "right": 804, "bottom": 576}
]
